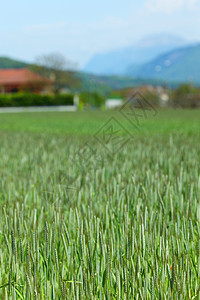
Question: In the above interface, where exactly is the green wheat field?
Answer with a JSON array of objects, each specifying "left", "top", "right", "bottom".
[{"left": 0, "top": 109, "right": 200, "bottom": 299}]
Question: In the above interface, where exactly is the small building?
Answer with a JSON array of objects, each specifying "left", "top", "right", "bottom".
[
  {"left": 0, "top": 68, "right": 53, "bottom": 94},
  {"left": 105, "top": 98, "right": 123, "bottom": 109}
]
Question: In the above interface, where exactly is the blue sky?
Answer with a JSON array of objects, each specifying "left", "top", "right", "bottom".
[{"left": 1, "top": 0, "right": 200, "bottom": 67}]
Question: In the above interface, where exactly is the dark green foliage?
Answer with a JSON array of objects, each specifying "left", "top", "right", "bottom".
[
  {"left": 0, "top": 93, "right": 74, "bottom": 107},
  {"left": 171, "top": 84, "right": 200, "bottom": 108},
  {"left": 79, "top": 91, "right": 105, "bottom": 108}
]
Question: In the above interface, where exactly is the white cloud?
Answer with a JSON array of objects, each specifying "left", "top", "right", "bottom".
[
  {"left": 23, "top": 22, "right": 68, "bottom": 32},
  {"left": 188, "top": 0, "right": 200, "bottom": 10},
  {"left": 145, "top": 0, "right": 200, "bottom": 13},
  {"left": 18, "top": 17, "right": 134, "bottom": 66},
  {"left": 1, "top": 0, "right": 200, "bottom": 66}
]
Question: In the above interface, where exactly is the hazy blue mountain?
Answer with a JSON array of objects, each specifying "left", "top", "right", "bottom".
[
  {"left": 130, "top": 43, "right": 200, "bottom": 83},
  {"left": 84, "top": 34, "right": 186, "bottom": 75}
]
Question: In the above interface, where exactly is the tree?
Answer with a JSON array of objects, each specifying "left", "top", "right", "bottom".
[
  {"left": 79, "top": 91, "right": 105, "bottom": 108},
  {"left": 172, "top": 84, "right": 200, "bottom": 108},
  {"left": 32, "top": 52, "right": 79, "bottom": 93}
]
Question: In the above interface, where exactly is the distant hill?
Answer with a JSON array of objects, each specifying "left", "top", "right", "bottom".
[
  {"left": 84, "top": 34, "right": 186, "bottom": 75},
  {"left": 129, "top": 43, "right": 200, "bottom": 83},
  {"left": 78, "top": 73, "right": 166, "bottom": 95},
  {"left": 0, "top": 55, "right": 168, "bottom": 94},
  {"left": 0, "top": 57, "right": 29, "bottom": 69}
]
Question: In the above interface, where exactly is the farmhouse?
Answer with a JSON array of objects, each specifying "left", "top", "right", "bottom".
[{"left": 0, "top": 68, "right": 53, "bottom": 94}]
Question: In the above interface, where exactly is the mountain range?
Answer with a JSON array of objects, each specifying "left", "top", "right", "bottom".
[
  {"left": 84, "top": 34, "right": 200, "bottom": 85},
  {"left": 129, "top": 43, "right": 200, "bottom": 83},
  {"left": 84, "top": 34, "right": 187, "bottom": 75},
  {"left": 1, "top": 33, "right": 200, "bottom": 89}
]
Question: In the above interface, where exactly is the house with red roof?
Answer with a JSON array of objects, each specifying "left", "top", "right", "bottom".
[{"left": 0, "top": 68, "right": 53, "bottom": 94}]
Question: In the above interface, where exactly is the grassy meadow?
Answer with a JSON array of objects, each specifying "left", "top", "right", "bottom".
[{"left": 0, "top": 108, "right": 200, "bottom": 299}]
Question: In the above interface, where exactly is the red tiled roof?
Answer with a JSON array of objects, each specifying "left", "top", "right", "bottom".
[{"left": 0, "top": 68, "right": 51, "bottom": 86}]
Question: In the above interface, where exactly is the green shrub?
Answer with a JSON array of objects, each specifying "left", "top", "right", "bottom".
[
  {"left": 171, "top": 84, "right": 200, "bottom": 108},
  {"left": 0, "top": 93, "right": 74, "bottom": 107},
  {"left": 79, "top": 92, "right": 105, "bottom": 108}
]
